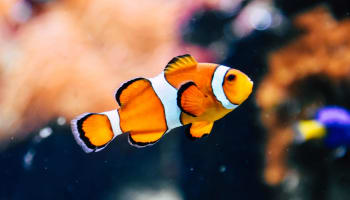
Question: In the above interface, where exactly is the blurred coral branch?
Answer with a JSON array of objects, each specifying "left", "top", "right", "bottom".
[{"left": 256, "top": 6, "right": 350, "bottom": 185}]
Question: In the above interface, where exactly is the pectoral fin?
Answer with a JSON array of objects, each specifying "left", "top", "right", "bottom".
[
  {"left": 177, "top": 82, "right": 210, "bottom": 117},
  {"left": 186, "top": 121, "right": 214, "bottom": 140}
]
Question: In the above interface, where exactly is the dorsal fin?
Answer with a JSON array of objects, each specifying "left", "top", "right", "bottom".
[
  {"left": 115, "top": 78, "right": 150, "bottom": 106},
  {"left": 164, "top": 54, "right": 197, "bottom": 75}
]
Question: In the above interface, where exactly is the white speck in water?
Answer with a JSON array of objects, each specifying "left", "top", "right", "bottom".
[
  {"left": 219, "top": 165, "right": 226, "bottom": 173},
  {"left": 117, "top": 184, "right": 183, "bottom": 200},
  {"left": 249, "top": 5, "right": 272, "bottom": 31},
  {"left": 334, "top": 146, "right": 347, "bottom": 159},
  {"left": 23, "top": 149, "right": 35, "bottom": 169},
  {"left": 57, "top": 117, "right": 66, "bottom": 125},
  {"left": 284, "top": 171, "right": 300, "bottom": 192},
  {"left": 11, "top": 1, "right": 32, "bottom": 23},
  {"left": 190, "top": 167, "right": 194, "bottom": 172},
  {"left": 39, "top": 127, "right": 53, "bottom": 138}
]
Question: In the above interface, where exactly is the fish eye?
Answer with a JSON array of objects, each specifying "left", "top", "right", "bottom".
[{"left": 227, "top": 74, "right": 236, "bottom": 81}]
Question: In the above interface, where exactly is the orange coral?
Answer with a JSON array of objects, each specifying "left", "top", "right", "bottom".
[{"left": 256, "top": 6, "right": 350, "bottom": 185}]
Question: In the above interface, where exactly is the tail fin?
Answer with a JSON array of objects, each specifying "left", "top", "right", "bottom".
[{"left": 71, "top": 110, "right": 121, "bottom": 153}]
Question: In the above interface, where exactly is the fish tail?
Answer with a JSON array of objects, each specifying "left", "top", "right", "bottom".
[{"left": 71, "top": 110, "right": 122, "bottom": 153}]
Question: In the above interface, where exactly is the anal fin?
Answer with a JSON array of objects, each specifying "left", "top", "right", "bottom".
[
  {"left": 186, "top": 121, "right": 214, "bottom": 140},
  {"left": 128, "top": 130, "right": 165, "bottom": 148}
]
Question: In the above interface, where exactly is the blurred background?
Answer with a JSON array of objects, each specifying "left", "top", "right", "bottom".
[{"left": 1, "top": 0, "right": 350, "bottom": 199}]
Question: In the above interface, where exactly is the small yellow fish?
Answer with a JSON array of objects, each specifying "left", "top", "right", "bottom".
[{"left": 71, "top": 54, "right": 253, "bottom": 153}]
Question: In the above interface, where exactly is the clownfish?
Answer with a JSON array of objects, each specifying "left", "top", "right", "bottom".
[{"left": 71, "top": 54, "right": 253, "bottom": 153}]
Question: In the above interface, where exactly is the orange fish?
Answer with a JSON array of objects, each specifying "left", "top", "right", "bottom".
[{"left": 71, "top": 54, "right": 253, "bottom": 153}]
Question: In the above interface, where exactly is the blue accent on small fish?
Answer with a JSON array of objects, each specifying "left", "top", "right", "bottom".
[{"left": 315, "top": 106, "right": 350, "bottom": 148}]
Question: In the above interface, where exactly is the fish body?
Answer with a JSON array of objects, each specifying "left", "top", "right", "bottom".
[
  {"left": 71, "top": 54, "right": 253, "bottom": 153},
  {"left": 296, "top": 106, "right": 350, "bottom": 148}
]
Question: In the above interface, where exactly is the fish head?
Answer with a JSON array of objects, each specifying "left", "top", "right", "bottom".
[{"left": 222, "top": 69, "right": 253, "bottom": 105}]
